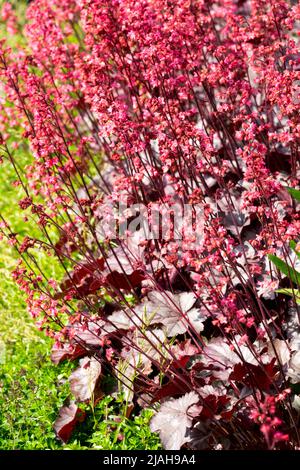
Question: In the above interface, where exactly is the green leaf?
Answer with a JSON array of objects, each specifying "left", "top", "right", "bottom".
[
  {"left": 276, "top": 288, "right": 300, "bottom": 305},
  {"left": 287, "top": 187, "right": 300, "bottom": 202},
  {"left": 268, "top": 254, "right": 300, "bottom": 286}
]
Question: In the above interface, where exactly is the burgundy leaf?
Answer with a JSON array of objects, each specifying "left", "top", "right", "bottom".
[
  {"left": 116, "top": 329, "right": 166, "bottom": 401},
  {"left": 102, "top": 232, "right": 146, "bottom": 290},
  {"left": 152, "top": 342, "right": 201, "bottom": 403},
  {"left": 267, "top": 339, "right": 290, "bottom": 366},
  {"left": 51, "top": 342, "right": 86, "bottom": 365},
  {"left": 105, "top": 269, "right": 145, "bottom": 290},
  {"left": 71, "top": 320, "right": 105, "bottom": 347},
  {"left": 171, "top": 339, "right": 199, "bottom": 359},
  {"left": 266, "top": 151, "right": 291, "bottom": 173},
  {"left": 202, "top": 337, "right": 240, "bottom": 380},
  {"left": 229, "top": 359, "right": 278, "bottom": 391},
  {"left": 59, "top": 258, "right": 105, "bottom": 298},
  {"left": 151, "top": 377, "right": 192, "bottom": 403},
  {"left": 54, "top": 232, "right": 77, "bottom": 256},
  {"left": 147, "top": 291, "right": 206, "bottom": 337},
  {"left": 202, "top": 336, "right": 272, "bottom": 381},
  {"left": 200, "top": 394, "right": 230, "bottom": 420}
]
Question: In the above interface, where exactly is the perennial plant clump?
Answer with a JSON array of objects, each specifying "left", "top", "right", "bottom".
[{"left": 0, "top": 0, "right": 300, "bottom": 450}]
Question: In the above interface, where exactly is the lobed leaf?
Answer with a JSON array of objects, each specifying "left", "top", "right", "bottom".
[{"left": 268, "top": 254, "right": 300, "bottom": 286}]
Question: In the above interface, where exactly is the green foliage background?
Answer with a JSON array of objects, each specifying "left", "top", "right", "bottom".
[{"left": 0, "top": 0, "right": 161, "bottom": 450}]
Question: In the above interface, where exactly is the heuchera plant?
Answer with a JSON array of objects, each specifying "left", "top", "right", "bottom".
[{"left": 0, "top": 0, "right": 300, "bottom": 450}]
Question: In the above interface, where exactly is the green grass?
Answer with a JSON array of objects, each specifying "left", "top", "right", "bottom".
[{"left": 0, "top": 1, "right": 161, "bottom": 450}]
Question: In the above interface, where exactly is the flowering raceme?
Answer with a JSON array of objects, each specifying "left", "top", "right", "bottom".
[{"left": 0, "top": 0, "right": 300, "bottom": 450}]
